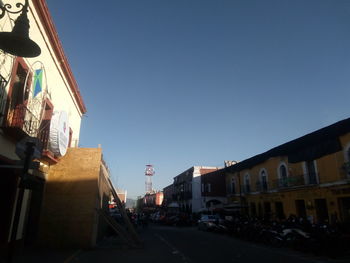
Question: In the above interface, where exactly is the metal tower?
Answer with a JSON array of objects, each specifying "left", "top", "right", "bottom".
[{"left": 145, "top": 164, "right": 155, "bottom": 193}]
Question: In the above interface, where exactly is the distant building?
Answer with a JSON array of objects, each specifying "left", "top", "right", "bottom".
[
  {"left": 144, "top": 191, "right": 164, "bottom": 207},
  {"left": 224, "top": 118, "right": 350, "bottom": 223},
  {"left": 173, "top": 166, "right": 222, "bottom": 213},
  {"left": 116, "top": 189, "right": 127, "bottom": 204},
  {"left": 163, "top": 184, "right": 174, "bottom": 206},
  {"left": 201, "top": 169, "right": 227, "bottom": 211}
]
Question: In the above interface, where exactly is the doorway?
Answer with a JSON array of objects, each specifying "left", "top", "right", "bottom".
[
  {"left": 295, "top": 199, "right": 307, "bottom": 218},
  {"left": 315, "top": 199, "right": 329, "bottom": 223},
  {"left": 275, "top": 202, "right": 285, "bottom": 219},
  {"left": 263, "top": 202, "right": 272, "bottom": 220},
  {"left": 338, "top": 197, "right": 350, "bottom": 223}
]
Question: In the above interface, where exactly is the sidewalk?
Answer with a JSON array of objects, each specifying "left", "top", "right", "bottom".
[{"left": 12, "top": 247, "right": 81, "bottom": 263}]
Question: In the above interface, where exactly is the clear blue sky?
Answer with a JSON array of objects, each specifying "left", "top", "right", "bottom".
[{"left": 46, "top": 0, "right": 350, "bottom": 199}]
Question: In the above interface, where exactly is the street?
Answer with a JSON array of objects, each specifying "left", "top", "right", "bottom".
[{"left": 58, "top": 225, "right": 342, "bottom": 263}]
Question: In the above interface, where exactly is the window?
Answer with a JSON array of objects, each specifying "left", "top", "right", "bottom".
[
  {"left": 278, "top": 164, "right": 288, "bottom": 187},
  {"left": 9, "top": 59, "right": 31, "bottom": 108},
  {"left": 344, "top": 144, "right": 350, "bottom": 177},
  {"left": 347, "top": 149, "right": 350, "bottom": 176},
  {"left": 305, "top": 160, "right": 318, "bottom": 184},
  {"left": 230, "top": 177, "right": 236, "bottom": 194},
  {"left": 244, "top": 174, "right": 250, "bottom": 193},
  {"left": 260, "top": 169, "right": 268, "bottom": 191},
  {"left": 6, "top": 58, "right": 32, "bottom": 130}
]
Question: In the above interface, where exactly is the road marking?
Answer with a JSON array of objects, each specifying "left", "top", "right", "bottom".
[
  {"left": 63, "top": 249, "right": 82, "bottom": 263},
  {"left": 154, "top": 233, "right": 192, "bottom": 263}
]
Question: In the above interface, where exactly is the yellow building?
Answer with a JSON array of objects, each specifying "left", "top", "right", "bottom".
[{"left": 225, "top": 118, "right": 350, "bottom": 224}]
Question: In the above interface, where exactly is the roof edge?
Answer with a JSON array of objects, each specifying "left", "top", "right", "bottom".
[{"left": 32, "top": 0, "right": 87, "bottom": 114}]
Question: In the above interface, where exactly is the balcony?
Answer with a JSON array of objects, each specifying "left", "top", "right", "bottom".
[
  {"left": 273, "top": 175, "right": 304, "bottom": 189},
  {"left": 256, "top": 181, "right": 269, "bottom": 192},
  {"left": 273, "top": 173, "right": 318, "bottom": 189},
  {"left": 2, "top": 104, "right": 40, "bottom": 139},
  {"left": 37, "top": 119, "right": 58, "bottom": 164},
  {"left": 1, "top": 101, "right": 58, "bottom": 164},
  {"left": 241, "top": 185, "right": 251, "bottom": 195}
]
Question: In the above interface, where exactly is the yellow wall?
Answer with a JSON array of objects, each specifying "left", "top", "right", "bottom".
[
  {"left": 38, "top": 148, "right": 111, "bottom": 248},
  {"left": 226, "top": 132, "right": 350, "bottom": 223}
]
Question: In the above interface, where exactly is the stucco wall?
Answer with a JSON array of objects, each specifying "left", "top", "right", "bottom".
[{"left": 0, "top": 0, "right": 84, "bottom": 150}]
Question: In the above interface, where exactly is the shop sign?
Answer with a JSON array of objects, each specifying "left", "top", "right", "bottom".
[{"left": 49, "top": 111, "right": 69, "bottom": 157}]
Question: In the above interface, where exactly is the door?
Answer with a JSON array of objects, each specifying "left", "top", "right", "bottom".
[
  {"left": 295, "top": 199, "right": 307, "bottom": 218},
  {"left": 338, "top": 197, "right": 350, "bottom": 223},
  {"left": 263, "top": 202, "right": 272, "bottom": 220},
  {"left": 315, "top": 199, "right": 329, "bottom": 223},
  {"left": 275, "top": 202, "right": 285, "bottom": 219}
]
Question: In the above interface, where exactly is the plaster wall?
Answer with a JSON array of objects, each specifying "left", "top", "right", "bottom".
[{"left": 0, "top": 0, "right": 83, "bottom": 152}]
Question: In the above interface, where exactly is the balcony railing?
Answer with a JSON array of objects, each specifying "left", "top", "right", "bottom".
[
  {"left": 273, "top": 175, "right": 305, "bottom": 188},
  {"left": 273, "top": 173, "right": 319, "bottom": 189},
  {"left": 37, "top": 119, "right": 50, "bottom": 150},
  {"left": 256, "top": 181, "right": 269, "bottom": 192},
  {"left": 3, "top": 104, "right": 40, "bottom": 138},
  {"left": 241, "top": 185, "right": 251, "bottom": 194}
]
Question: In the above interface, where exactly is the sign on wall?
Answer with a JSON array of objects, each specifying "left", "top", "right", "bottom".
[{"left": 49, "top": 111, "right": 69, "bottom": 157}]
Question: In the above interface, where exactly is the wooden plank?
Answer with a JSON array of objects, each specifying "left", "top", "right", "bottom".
[
  {"left": 106, "top": 177, "right": 143, "bottom": 247},
  {"left": 97, "top": 209, "right": 134, "bottom": 247}
]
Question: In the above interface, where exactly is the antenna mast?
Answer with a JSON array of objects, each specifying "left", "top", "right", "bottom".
[{"left": 145, "top": 164, "right": 154, "bottom": 193}]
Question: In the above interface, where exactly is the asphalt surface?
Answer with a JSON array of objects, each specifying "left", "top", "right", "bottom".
[{"left": 68, "top": 225, "right": 347, "bottom": 263}]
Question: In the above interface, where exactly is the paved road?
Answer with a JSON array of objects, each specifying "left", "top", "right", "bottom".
[{"left": 70, "top": 225, "right": 340, "bottom": 263}]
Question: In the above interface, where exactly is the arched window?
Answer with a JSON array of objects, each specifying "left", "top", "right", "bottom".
[
  {"left": 244, "top": 174, "right": 251, "bottom": 193},
  {"left": 259, "top": 169, "right": 268, "bottom": 192},
  {"left": 305, "top": 160, "right": 318, "bottom": 184},
  {"left": 278, "top": 164, "right": 288, "bottom": 187},
  {"left": 231, "top": 177, "right": 236, "bottom": 194},
  {"left": 344, "top": 144, "right": 350, "bottom": 177}
]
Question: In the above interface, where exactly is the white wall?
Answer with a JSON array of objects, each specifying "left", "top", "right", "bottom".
[
  {"left": 191, "top": 166, "right": 203, "bottom": 213},
  {"left": 0, "top": 0, "right": 84, "bottom": 157}
]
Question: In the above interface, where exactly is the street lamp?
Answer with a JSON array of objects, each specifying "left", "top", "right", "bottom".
[{"left": 0, "top": 0, "right": 41, "bottom": 57}]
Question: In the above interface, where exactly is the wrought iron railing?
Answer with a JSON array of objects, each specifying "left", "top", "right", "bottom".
[
  {"left": 241, "top": 185, "right": 251, "bottom": 194},
  {"left": 273, "top": 175, "right": 304, "bottom": 188},
  {"left": 256, "top": 180, "right": 269, "bottom": 192},
  {"left": 37, "top": 119, "right": 50, "bottom": 150},
  {"left": 272, "top": 174, "right": 320, "bottom": 189},
  {"left": 4, "top": 103, "right": 40, "bottom": 137}
]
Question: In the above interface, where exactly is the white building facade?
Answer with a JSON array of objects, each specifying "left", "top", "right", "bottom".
[{"left": 0, "top": 0, "right": 86, "bottom": 258}]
